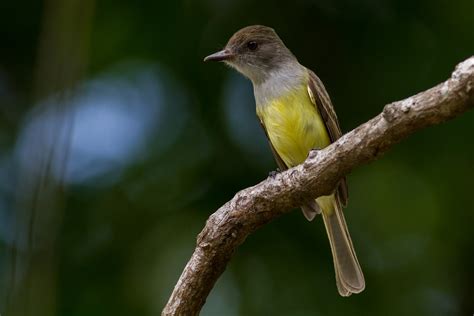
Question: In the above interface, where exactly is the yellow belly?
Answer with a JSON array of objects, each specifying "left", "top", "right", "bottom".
[{"left": 257, "top": 85, "right": 330, "bottom": 167}]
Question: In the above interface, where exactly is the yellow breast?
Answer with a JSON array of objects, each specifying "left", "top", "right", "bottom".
[{"left": 257, "top": 85, "right": 330, "bottom": 167}]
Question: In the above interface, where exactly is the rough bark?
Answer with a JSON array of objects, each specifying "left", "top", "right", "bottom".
[{"left": 162, "top": 56, "right": 474, "bottom": 316}]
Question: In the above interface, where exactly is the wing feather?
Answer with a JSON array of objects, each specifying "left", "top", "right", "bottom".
[{"left": 307, "top": 70, "right": 349, "bottom": 207}]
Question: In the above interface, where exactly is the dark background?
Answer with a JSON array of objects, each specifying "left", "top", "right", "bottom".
[{"left": 1, "top": 0, "right": 473, "bottom": 315}]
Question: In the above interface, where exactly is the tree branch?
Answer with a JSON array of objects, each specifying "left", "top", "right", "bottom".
[{"left": 162, "top": 56, "right": 474, "bottom": 316}]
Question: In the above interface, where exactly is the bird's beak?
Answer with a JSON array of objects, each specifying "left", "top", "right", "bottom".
[{"left": 204, "top": 49, "right": 234, "bottom": 62}]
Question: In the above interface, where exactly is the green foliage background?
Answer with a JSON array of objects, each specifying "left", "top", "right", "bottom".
[{"left": 0, "top": 0, "right": 473, "bottom": 315}]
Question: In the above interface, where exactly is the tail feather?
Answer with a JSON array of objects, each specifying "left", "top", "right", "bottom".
[{"left": 318, "top": 195, "right": 365, "bottom": 296}]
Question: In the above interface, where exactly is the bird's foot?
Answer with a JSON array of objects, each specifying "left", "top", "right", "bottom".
[
  {"left": 307, "top": 148, "right": 321, "bottom": 160},
  {"left": 268, "top": 168, "right": 281, "bottom": 179}
]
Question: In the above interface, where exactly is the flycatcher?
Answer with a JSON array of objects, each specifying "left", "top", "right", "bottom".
[{"left": 204, "top": 25, "right": 364, "bottom": 296}]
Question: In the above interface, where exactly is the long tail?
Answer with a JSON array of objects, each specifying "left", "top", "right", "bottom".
[{"left": 318, "top": 195, "right": 365, "bottom": 296}]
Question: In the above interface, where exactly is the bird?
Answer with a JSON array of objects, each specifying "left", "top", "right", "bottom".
[{"left": 204, "top": 25, "right": 364, "bottom": 296}]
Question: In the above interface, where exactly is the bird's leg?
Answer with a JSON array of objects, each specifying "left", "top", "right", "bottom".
[{"left": 268, "top": 168, "right": 281, "bottom": 179}]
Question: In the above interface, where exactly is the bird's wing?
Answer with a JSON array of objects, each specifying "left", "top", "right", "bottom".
[{"left": 307, "top": 69, "right": 349, "bottom": 207}]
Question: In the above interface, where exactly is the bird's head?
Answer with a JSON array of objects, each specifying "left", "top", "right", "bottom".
[{"left": 204, "top": 25, "right": 296, "bottom": 83}]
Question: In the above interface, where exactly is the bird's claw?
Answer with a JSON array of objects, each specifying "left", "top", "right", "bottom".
[
  {"left": 268, "top": 168, "right": 281, "bottom": 179},
  {"left": 308, "top": 148, "right": 320, "bottom": 159}
]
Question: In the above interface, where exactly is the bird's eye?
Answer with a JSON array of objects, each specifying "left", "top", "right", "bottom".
[{"left": 247, "top": 41, "right": 258, "bottom": 51}]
